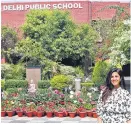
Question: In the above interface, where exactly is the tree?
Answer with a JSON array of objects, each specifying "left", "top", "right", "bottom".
[
  {"left": 1, "top": 26, "right": 17, "bottom": 57},
  {"left": 13, "top": 37, "right": 46, "bottom": 66},
  {"left": 109, "top": 21, "right": 130, "bottom": 67},
  {"left": 21, "top": 9, "right": 98, "bottom": 75},
  {"left": 91, "top": 4, "right": 130, "bottom": 61}
]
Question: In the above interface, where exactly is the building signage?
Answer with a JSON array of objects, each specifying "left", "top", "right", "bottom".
[{"left": 2, "top": 3, "right": 83, "bottom": 11}]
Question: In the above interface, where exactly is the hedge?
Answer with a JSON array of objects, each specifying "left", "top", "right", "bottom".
[
  {"left": 4, "top": 79, "right": 28, "bottom": 89},
  {"left": 38, "top": 80, "right": 50, "bottom": 89}
]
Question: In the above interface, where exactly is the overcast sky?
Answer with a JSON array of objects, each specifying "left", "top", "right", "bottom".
[{"left": 1, "top": 0, "right": 131, "bottom": 3}]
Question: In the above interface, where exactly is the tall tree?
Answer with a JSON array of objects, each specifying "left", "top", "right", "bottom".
[{"left": 21, "top": 9, "right": 98, "bottom": 74}]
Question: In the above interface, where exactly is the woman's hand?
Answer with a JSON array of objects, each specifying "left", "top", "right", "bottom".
[
  {"left": 97, "top": 116, "right": 102, "bottom": 123},
  {"left": 126, "top": 120, "right": 131, "bottom": 123}
]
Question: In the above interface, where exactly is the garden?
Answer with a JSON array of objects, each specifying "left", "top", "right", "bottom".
[
  {"left": 1, "top": 86, "right": 99, "bottom": 118},
  {"left": 1, "top": 7, "right": 130, "bottom": 118}
]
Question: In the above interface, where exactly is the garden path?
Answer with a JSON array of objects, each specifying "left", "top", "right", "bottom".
[{"left": 1, "top": 116, "right": 97, "bottom": 123}]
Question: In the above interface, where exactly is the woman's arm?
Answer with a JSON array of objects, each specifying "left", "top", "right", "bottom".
[
  {"left": 97, "top": 116, "right": 102, "bottom": 123},
  {"left": 126, "top": 120, "right": 131, "bottom": 123}
]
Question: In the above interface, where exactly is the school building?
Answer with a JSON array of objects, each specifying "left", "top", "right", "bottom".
[{"left": 1, "top": 0, "right": 130, "bottom": 30}]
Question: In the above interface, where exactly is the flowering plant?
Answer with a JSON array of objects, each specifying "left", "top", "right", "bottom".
[
  {"left": 1, "top": 100, "right": 7, "bottom": 111},
  {"left": 26, "top": 102, "right": 36, "bottom": 112},
  {"left": 6, "top": 100, "right": 15, "bottom": 111},
  {"left": 36, "top": 105, "right": 44, "bottom": 112},
  {"left": 65, "top": 103, "right": 77, "bottom": 112}
]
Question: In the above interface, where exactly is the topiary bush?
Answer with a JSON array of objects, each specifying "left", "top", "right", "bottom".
[
  {"left": 1, "top": 79, "right": 5, "bottom": 90},
  {"left": 4, "top": 79, "right": 28, "bottom": 90},
  {"left": 92, "top": 61, "right": 111, "bottom": 87},
  {"left": 81, "top": 81, "right": 94, "bottom": 93},
  {"left": 38, "top": 80, "right": 50, "bottom": 89},
  {"left": 6, "top": 88, "right": 18, "bottom": 94},
  {"left": 50, "top": 74, "right": 69, "bottom": 90}
]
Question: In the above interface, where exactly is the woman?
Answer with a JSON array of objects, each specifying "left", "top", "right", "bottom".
[{"left": 97, "top": 68, "right": 131, "bottom": 123}]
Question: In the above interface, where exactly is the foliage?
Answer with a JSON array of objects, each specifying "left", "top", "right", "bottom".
[
  {"left": 6, "top": 88, "right": 18, "bottom": 94},
  {"left": 83, "top": 103, "right": 93, "bottom": 110},
  {"left": 92, "top": 61, "right": 111, "bottom": 87},
  {"left": 21, "top": 9, "right": 98, "bottom": 74},
  {"left": 4, "top": 79, "right": 28, "bottom": 89},
  {"left": 1, "top": 79, "right": 5, "bottom": 90},
  {"left": 59, "top": 65, "right": 75, "bottom": 76},
  {"left": 1, "top": 26, "right": 17, "bottom": 52},
  {"left": 13, "top": 37, "right": 46, "bottom": 66},
  {"left": 109, "top": 21, "right": 130, "bottom": 66},
  {"left": 26, "top": 102, "right": 36, "bottom": 111},
  {"left": 81, "top": 81, "right": 94, "bottom": 87},
  {"left": 1, "top": 63, "right": 25, "bottom": 79},
  {"left": 74, "top": 66, "right": 84, "bottom": 78},
  {"left": 38, "top": 80, "right": 50, "bottom": 89},
  {"left": 50, "top": 74, "right": 69, "bottom": 90},
  {"left": 6, "top": 100, "right": 15, "bottom": 111},
  {"left": 91, "top": 5, "right": 130, "bottom": 62}
]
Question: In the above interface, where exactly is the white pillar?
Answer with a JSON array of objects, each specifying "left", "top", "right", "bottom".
[{"left": 75, "top": 78, "right": 81, "bottom": 91}]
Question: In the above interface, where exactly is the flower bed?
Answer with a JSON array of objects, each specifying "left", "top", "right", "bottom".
[{"left": 1, "top": 88, "right": 99, "bottom": 118}]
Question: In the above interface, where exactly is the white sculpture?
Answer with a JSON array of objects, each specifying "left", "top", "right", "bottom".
[{"left": 28, "top": 79, "right": 36, "bottom": 93}]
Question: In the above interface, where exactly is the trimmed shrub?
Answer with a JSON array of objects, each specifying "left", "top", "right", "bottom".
[
  {"left": 6, "top": 88, "right": 18, "bottom": 94},
  {"left": 50, "top": 74, "right": 69, "bottom": 90},
  {"left": 38, "top": 80, "right": 50, "bottom": 89},
  {"left": 4, "top": 79, "right": 28, "bottom": 89},
  {"left": 81, "top": 81, "right": 94, "bottom": 93},
  {"left": 92, "top": 61, "right": 111, "bottom": 87},
  {"left": 1, "top": 79, "right": 5, "bottom": 90},
  {"left": 81, "top": 81, "right": 94, "bottom": 87}
]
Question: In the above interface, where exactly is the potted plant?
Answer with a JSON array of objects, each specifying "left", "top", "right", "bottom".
[
  {"left": 67, "top": 104, "right": 77, "bottom": 118},
  {"left": 6, "top": 100, "right": 15, "bottom": 117},
  {"left": 77, "top": 106, "right": 87, "bottom": 118},
  {"left": 15, "top": 102, "right": 24, "bottom": 117},
  {"left": 84, "top": 103, "right": 93, "bottom": 117},
  {"left": 45, "top": 105, "right": 53, "bottom": 118},
  {"left": 91, "top": 105, "right": 98, "bottom": 118},
  {"left": 26, "top": 102, "right": 36, "bottom": 117},
  {"left": 36, "top": 105, "right": 45, "bottom": 117},
  {"left": 57, "top": 105, "right": 67, "bottom": 117},
  {"left": 1, "top": 100, "right": 7, "bottom": 117}
]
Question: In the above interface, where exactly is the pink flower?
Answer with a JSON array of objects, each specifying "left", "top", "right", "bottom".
[
  {"left": 60, "top": 94, "right": 64, "bottom": 98},
  {"left": 75, "top": 91, "right": 81, "bottom": 97},
  {"left": 78, "top": 98, "right": 83, "bottom": 102},
  {"left": 54, "top": 90, "right": 60, "bottom": 94}
]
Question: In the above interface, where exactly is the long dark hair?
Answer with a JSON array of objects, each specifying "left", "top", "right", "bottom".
[{"left": 102, "top": 68, "right": 126, "bottom": 103}]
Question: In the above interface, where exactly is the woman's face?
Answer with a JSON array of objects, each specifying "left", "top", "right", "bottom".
[{"left": 111, "top": 72, "right": 121, "bottom": 88}]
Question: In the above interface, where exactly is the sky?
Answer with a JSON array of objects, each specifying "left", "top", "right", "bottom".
[{"left": 1, "top": 0, "right": 131, "bottom": 3}]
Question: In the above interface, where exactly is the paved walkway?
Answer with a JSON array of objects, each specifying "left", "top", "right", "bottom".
[{"left": 1, "top": 116, "right": 97, "bottom": 123}]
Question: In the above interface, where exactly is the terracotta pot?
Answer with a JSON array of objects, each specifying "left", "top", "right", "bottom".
[
  {"left": 87, "top": 110, "right": 93, "bottom": 117},
  {"left": 63, "top": 111, "right": 68, "bottom": 117},
  {"left": 33, "top": 111, "right": 37, "bottom": 116},
  {"left": 92, "top": 112, "right": 98, "bottom": 118},
  {"left": 7, "top": 111, "right": 14, "bottom": 117},
  {"left": 17, "top": 111, "right": 23, "bottom": 117},
  {"left": 37, "top": 111, "right": 44, "bottom": 117},
  {"left": 54, "top": 111, "right": 58, "bottom": 117},
  {"left": 23, "top": 111, "right": 27, "bottom": 116},
  {"left": 46, "top": 112, "right": 53, "bottom": 118},
  {"left": 1, "top": 111, "right": 6, "bottom": 117},
  {"left": 79, "top": 111, "right": 87, "bottom": 118},
  {"left": 26, "top": 111, "right": 33, "bottom": 117},
  {"left": 68, "top": 112, "right": 76, "bottom": 118},
  {"left": 57, "top": 112, "right": 64, "bottom": 117}
]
